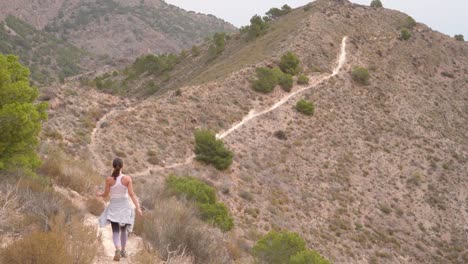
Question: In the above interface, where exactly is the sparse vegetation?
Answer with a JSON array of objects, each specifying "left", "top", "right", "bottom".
[
  {"left": 253, "top": 231, "right": 330, "bottom": 264},
  {"left": 0, "top": 54, "right": 48, "bottom": 174},
  {"left": 266, "top": 4, "right": 292, "bottom": 20},
  {"left": 454, "top": 34, "right": 464, "bottom": 41},
  {"left": 166, "top": 175, "right": 234, "bottom": 231},
  {"left": 400, "top": 28, "right": 412, "bottom": 40},
  {"left": 253, "top": 67, "right": 284, "bottom": 93},
  {"left": 279, "top": 51, "right": 301, "bottom": 75},
  {"left": 351, "top": 67, "right": 370, "bottom": 84},
  {"left": 194, "top": 129, "right": 233, "bottom": 170},
  {"left": 370, "top": 0, "right": 383, "bottom": 8},
  {"left": 295, "top": 99, "right": 315, "bottom": 116},
  {"left": 297, "top": 74, "right": 309, "bottom": 85},
  {"left": 208, "top": 32, "right": 227, "bottom": 61}
]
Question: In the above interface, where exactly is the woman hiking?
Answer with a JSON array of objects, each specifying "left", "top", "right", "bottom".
[{"left": 97, "top": 158, "right": 143, "bottom": 261}]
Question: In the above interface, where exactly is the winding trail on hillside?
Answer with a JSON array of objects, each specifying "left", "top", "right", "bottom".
[{"left": 90, "top": 37, "right": 348, "bottom": 178}]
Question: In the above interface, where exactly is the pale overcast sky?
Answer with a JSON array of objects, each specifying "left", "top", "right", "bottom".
[{"left": 165, "top": 0, "right": 468, "bottom": 38}]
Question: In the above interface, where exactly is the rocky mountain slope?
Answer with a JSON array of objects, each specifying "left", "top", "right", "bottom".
[
  {"left": 41, "top": 0, "right": 467, "bottom": 263},
  {"left": 0, "top": 0, "right": 236, "bottom": 63}
]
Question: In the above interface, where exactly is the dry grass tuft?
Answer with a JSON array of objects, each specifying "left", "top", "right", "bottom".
[
  {"left": 137, "top": 186, "right": 231, "bottom": 263},
  {"left": 86, "top": 197, "right": 105, "bottom": 216},
  {"left": 40, "top": 151, "right": 102, "bottom": 194}
]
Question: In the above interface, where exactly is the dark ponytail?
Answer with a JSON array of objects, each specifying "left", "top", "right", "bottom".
[{"left": 112, "top": 158, "right": 123, "bottom": 179}]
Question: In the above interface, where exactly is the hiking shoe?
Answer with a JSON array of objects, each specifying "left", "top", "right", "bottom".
[
  {"left": 113, "top": 250, "right": 121, "bottom": 261},
  {"left": 121, "top": 250, "right": 128, "bottom": 258}
]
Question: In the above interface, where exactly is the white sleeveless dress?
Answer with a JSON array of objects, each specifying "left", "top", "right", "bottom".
[{"left": 98, "top": 174, "right": 135, "bottom": 232}]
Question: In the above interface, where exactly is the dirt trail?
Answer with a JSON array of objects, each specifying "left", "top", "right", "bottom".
[{"left": 90, "top": 36, "right": 348, "bottom": 178}]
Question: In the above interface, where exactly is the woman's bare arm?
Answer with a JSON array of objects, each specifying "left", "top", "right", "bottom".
[{"left": 126, "top": 176, "right": 142, "bottom": 216}]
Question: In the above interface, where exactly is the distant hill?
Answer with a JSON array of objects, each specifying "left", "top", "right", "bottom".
[
  {"left": 0, "top": 16, "right": 93, "bottom": 85},
  {"left": 0, "top": 0, "right": 236, "bottom": 64}
]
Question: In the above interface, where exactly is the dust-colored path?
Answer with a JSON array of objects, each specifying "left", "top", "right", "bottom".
[{"left": 90, "top": 37, "right": 348, "bottom": 178}]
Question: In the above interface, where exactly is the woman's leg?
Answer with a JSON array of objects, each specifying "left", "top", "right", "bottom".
[
  {"left": 120, "top": 225, "right": 128, "bottom": 250},
  {"left": 111, "top": 221, "right": 121, "bottom": 250}
]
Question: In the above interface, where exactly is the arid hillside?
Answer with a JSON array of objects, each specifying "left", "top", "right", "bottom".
[
  {"left": 41, "top": 0, "right": 467, "bottom": 263},
  {"left": 0, "top": 0, "right": 236, "bottom": 62}
]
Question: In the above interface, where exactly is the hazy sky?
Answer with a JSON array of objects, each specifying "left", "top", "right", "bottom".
[{"left": 165, "top": 0, "right": 467, "bottom": 38}]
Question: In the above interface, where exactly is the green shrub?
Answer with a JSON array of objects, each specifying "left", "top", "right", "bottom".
[
  {"left": 279, "top": 73, "right": 293, "bottom": 92},
  {"left": 266, "top": 4, "right": 292, "bottom": 19},
  {"left": 401, "top": 28, "right": 411, "bottom": 40},
  {"left": 132, "top": 53, "right": 179, "bottom": 76},
  {"left": 194, "top": 129, "right": 233, "bottom": 170},
  {"left": 208, "top": 32, "right": 226, "bottom": 61},
  {"left": 199, "top": 202, "right": 234, "bottom": 232},
  {"left": 253, "top": 231, "right": 306, "bottom": 264},
  {"left": 165, "top": 175, "right": 216, "bottom": 204},
  {"left": 406, "top": 16, "right": 416, "bottom": 29},
  {"left": 0, "top": 54, "right": 48, "bottom": 173},
  {"left": 191, "top": 45, "right": 200, "bottom": 56},
  {"left": 280, "top": 51, "right": 300, "bottom": 75},
  {"left": 290, "top": 250, "right": 331, "bottom": 264},
  {"left": 296, "top": 99, "right": 315, "bottom": 116},
  {"left": 165, "top": 175, "right": 234, "bottom": 231},
  {"left": 351, "top": 67, "right": 370, "bottom": 84},
  {"left": 454, "top": 34, "right": 465, "bottom": 41},
  {"left": 241, "top": 15, "right": 269, "bottom": 40},
  {"left": 370, "top": 0, "right": 383, "bottom": 8},
  {"left": 253, "top": 67, "right": 283, "bottom": 93},
  {"left": 297, "top": 74, "right": 309, "bottom": 85}
]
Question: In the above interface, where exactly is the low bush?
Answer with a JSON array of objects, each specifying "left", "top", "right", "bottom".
[
  {"left": 401, "top": 28, "right": 412, "bottom": 40},
  {"left": 241, "top": 15, "right": 269, "bottom": 40},
  {"left": 297, "top": 74, "right": 309, "bottom": 85},
  {"left": 296, "top": 99, "right": 315, "bottom": 116},
  {"left": 454, "top": 34, "right": 464, "bottom": 41},
  {"left": 253, "top": 231, "right": 330, "bottom": 264},
  {"left": 138, "top": 194, "right": 231, "bottom": 263},
  {"left": 370, "top": 0, "right": 383, "bottom": 8},
  {"left": 266, "top": 4, "right": 292, "bottom": 19},
  {"left": 406, "top": 16, "right": 416, "bottom": 29},
  {"left": 253, "top": 67, "right": 283, "bottom": 93},
  {"left": 208, "top": 32, "right": 227, "bottom": 61},
  {"left": 279, "top": 73, "right": 293, "bottom": 92},
  {"left": 280, "top": 51, "right": 301, "bottom": 75},
  {"left": 351, "top": 67, "right": 370, "bottom": 84},
  {"left": 166, "top": 175, "right": 216, "bottom": 204},
  {"left": 199, "top": 202, "right": 234, "bottom": 232},
  {"left": 273, "top": 130, "right": 288, "bottom": 140},
  {"left": 165, "top": 175, "right": 234, "bottom": 232},
  {"left": 290, "top": 250, "right": 331, "bottom": 264},
  {"left": 253, "top": 231, "right": 306, "bottom": 264},
  {"left": 194, "top": 129, "right": 233, "bottom": 170},
  {"left": 191, "top": 45, "right": 200, "bottom": 56}
]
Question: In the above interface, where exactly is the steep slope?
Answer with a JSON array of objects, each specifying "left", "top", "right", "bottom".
[
  {"left": 0, "top": 16, "right": 94, "bottom": 85},
  {"left": 44, "top": 0, "right": 467, "bottom": 263},
  {"left": 0, "top": 0, "right": 236, "bottom": 62}
]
